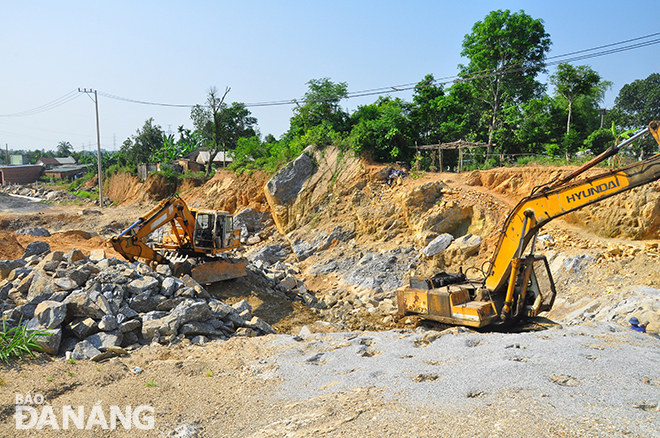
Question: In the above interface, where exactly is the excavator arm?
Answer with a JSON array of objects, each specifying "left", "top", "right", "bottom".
[{"left": 109, "top": 195, "right": 196, "bottom": 264}]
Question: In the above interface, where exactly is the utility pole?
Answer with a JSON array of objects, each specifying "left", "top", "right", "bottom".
[
  {"left": 79, "top": 88, "right": 104, "bottom": 209},
  {"left": 600, "top": 108, "right": 607, "bottom": 129}
]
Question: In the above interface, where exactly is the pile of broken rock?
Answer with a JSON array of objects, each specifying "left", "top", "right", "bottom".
[{"left": 0, "top": 241, "right": 276, "bottom": 361}]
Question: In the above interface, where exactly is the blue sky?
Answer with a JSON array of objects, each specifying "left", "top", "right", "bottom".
[{"left": 0, "top": 0, "right": 658, "bottom": 152}]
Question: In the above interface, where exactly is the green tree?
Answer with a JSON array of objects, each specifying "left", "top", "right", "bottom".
[
  {"left": 610, "top": 73, "right": 660, "bottom": 129},
  {"left": 459, "top": 9, "right": 551, "bottom": 154},
  {"left": 289, "top": 78, "right": 349, "bottom": 137},
  {"left": 410, "top": 74, "right": 445, "bottom": 144},
  {"left": 191, "top": 87, "right": 257, "bottom": 176},
  {"left": 120, "top": 118, "right": 165, "bottom": 167},
  {"left": 56, "top": 141, "right": 73, "bottom": 157},
  {"left": 550, "top": 63, "right": 602, "bottom": 135},
  {"left": 349, "top": 97, "right": 411, "bottom": 162},
  {"left": 583, "top": 128, "right": 614, "bottom": 155},
  {"left": 514, "top": 96, "right": 555, "bottom": 154}
]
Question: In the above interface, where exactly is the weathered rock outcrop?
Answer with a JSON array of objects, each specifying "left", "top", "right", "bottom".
[
  {"left": 264, "top": 146, "right": 364, "bottom": 234},
  {"left": 467, "top": 168, "right": 660, "bottom": 240}
]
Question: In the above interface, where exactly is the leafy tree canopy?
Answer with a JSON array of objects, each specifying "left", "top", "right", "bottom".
[
  {"left": 610, "top": 73, "right": 660, "bottom": 129},
  {"left": 349, "top": 96, "right": 411, "bottom": 162},
  {"left": 459, "top": 9, "right": 551, "bottom": 152},
  {"left": 550, "top": 63, "right": 602, "bottom": 134},
  {"left": 56, "top": 141, "right": 73, "bottom": 157},
  {"left": 289, "top": 78, "right": 349, "bottom": 136},
  {"left": 120, "top": 118, "right": 165, "bottom": 167}
]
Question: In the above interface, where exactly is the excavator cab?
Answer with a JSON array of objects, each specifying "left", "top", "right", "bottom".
[{"left": 193, "top": 210, "right": 234, "bottom": 250}]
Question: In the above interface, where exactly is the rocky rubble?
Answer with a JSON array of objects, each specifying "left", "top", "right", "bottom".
[{"left": 0, "top": 244, "right": 277, "bottom": 361}]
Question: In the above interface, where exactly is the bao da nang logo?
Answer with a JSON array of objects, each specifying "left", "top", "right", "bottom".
[{"left": 14, "top": 392, "right": 154, "bottom": 430}]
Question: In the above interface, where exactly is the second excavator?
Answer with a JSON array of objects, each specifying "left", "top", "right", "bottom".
[
  {"left": 398, "top": 121, "right": 660, "bottom": 328},
  {"left": 109, "top": 195, "right": 246, "bottom": 284}
]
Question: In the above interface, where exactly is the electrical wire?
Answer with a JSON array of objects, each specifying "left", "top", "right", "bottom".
[
  {"left": 0, "top": 90, "right": 81, "bottom": 117},
  {"left": 1, "top": 32, "right": 659, "bottom": 115}
]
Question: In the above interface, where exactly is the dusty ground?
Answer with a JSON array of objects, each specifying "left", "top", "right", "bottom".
[{"left": 1, "top": 165, "right": 660, "bottom": 437}]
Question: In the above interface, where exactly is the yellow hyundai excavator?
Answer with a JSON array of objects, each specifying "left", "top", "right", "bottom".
[
  {"left": 109, "top": 195, "right": 246, "bottom": 284},
  {"left": 398, "top": 120, "right": 660, "bottom": 328}
]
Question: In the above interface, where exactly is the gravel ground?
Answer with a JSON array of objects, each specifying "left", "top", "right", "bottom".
[
  {"left": 0, "top": 193, "right": 50, "bottom": 214},
  {"left": 261, "top": 322, "right": 660, "bottom": 437}
]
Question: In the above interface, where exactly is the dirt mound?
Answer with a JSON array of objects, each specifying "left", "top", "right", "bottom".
[
  {"left": 0, "top": 233, "right": 25, "bottom": 260},
  {"left": 104, "top": 172, "right": 143, "bottom": 204},
  {"left": 465, "top": 166, "right": 660, "bottom": 240},
  {"left": 181, "top": 169, "right": 270, "bottom": 213}
]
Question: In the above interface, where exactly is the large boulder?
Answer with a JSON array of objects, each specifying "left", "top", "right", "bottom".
[
  {"left": 16, "top": 227, "right": 50, "bottom": 237},
  {"left": 422, "top": 233, "right": 454, "bottom": 257},
  {"left": 0, "top": 259, "right": 26, "bottom": 279},
  {"left": 64, "top": 290, "right": 106, "bottom": 320},
  {"left": 233, "top": 208, "right": 269, "bottom": 234},
  {"left": 34, "top": 300, "right": 67, "bottom": 329},
  {"left": 71, "top": 340, "right": 102, "bottom": 360},
  {"left": 23, "top": 241, "right": 50, "bottom": 258},
  {"left": 26, "top": 270, "right": 55, "bottom": 304},
  {"left": 127, "top": 276, "right": 160, "bottom": 295},
  {"left": 26, "top": 318, "right": 62, "bottom": 355},
  {"left": 264, "top": 152, "right": 315, "bottom": 234},
  {"left": 245, "top": 244, "right": 291, "bottom": 264}
]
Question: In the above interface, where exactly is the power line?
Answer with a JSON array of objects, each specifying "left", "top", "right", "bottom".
[
  {"left": 0, "top": 90, "right": 81, "bottom": 117},
  {"left": 1, "top": 31, "right": 659, "bottom": 116}
]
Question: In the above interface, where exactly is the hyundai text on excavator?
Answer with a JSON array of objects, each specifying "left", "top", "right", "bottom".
[
  {"left": 109, "top": 195, "right": 246, "bottom": 284},
  {"left": 398, "top": 121, "right": 660, "bottom": 328}
]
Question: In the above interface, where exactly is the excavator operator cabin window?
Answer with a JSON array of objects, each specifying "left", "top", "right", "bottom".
[
  {"left": 197, "top": 214, "right": 210, "bottom": 229},
  {"left": 195, "top": 213, "right": 213, "bottom": 248}
]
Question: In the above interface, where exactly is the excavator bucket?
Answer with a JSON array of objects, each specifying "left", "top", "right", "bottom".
[{"left": 190, "top": 258, "right": 247, "bottom": 284}]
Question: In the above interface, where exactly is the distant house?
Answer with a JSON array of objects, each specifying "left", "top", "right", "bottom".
[
  {"left": 44, "top": 165, "right": 88, "bottom": 180},
  {"left": 183, "top": 149, "right": 233, "bottom": 169},
  {"left": 172, "top": 158, "right": 204, "bottom": 174},
  {"left": 36, "top": 156, "right": 77, "bottom": 169},
  {"left": 36, "top": 157, "right": 60, "bottom": 169},
  {"left": 0, "top": 165, "right": 44, "bottom": 185}
]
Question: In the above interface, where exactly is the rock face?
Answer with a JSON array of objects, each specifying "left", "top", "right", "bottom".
[
  {"left": 264, "top": 151, "right": 316, "bottom": 234},
  {"left": 264, "top": 146, "right": 364, "bottom": 234},
  {"left": 565, "top": 183, "right": 660, "bottom": 240},
  {"left": 467, "top": 168, "right": 660, "bottom": 240}
]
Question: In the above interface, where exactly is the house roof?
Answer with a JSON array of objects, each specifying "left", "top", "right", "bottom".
[
  {"left": 55, "top": 156, "right": 76, "bottom": 165},
  {"left": 37, "top": 156, "right": 77, "bottom": 166},
  {"left": 196, "top": 150, "right": 233, "bottom": 165},
  {"left": 37, "top": 158, "right": 59, "bottom": 165},
  {"left": 181, "top": 149, "right": 234, "bottom": 164}
]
